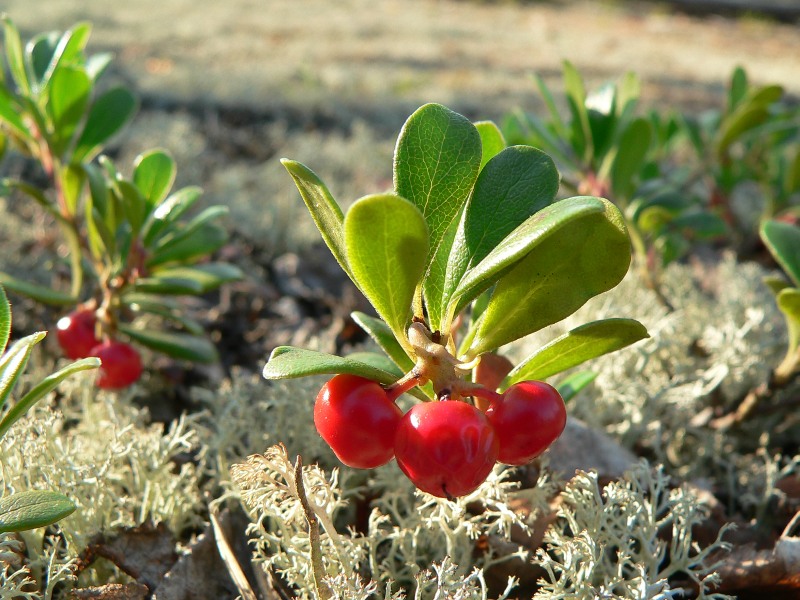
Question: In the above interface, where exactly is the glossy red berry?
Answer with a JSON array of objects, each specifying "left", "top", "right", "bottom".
[
  {"left": 314, "top": 374, "right": 403, "bottom": 469},
  {"left": 485, "top": 380, "right": 566, "bottom": 466},
  {"left": 394, "top": 400, "right": 499, "bottom": 498},
  {"left": 90, "top": 341, "right": 143, "bottom": 389},
  {"left": 56, "top": 309, "right": 100, "bottom": 359}
]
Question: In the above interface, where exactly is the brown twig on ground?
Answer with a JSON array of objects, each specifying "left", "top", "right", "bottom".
[{"left": 293, "top": 456, "right": 333, "bottom": 600}]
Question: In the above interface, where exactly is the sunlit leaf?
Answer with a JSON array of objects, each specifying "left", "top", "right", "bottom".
[
  {"left": 502, "top": 318, "right": 648, "bottom": 388},
  {"left": 0, "top": 490, "right": 76, "bottom": 533},
  {"left": 281, "top": 159, "right": 352, "bottom": 281},
  {"left": 262, "top": 346, "right": 428, "bottom": 401},
  {"left": 118, "top": 325, "right": 218, "bottom": 363},
  {"left": 394, "top": 103, "right": 481, "bottom": 266},
  {"left": 466, "top": 198, "right": 631, "bottom": 354},
  {"left": 344, "top": 194, "right": 428, "bottom": 346}
]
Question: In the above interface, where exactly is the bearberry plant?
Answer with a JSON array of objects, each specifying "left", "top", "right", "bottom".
[
  {"left": 263, "top": 102, "right": 649, "bottom": 497},
  {"left": 0, "top": 285, "right": 98, "bottom": 533},
  {"left": 0, "top": 18, "right": 242, "bottom": 387}
]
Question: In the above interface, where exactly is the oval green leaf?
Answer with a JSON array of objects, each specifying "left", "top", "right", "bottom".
[
  {"left": 118, "top": 325, "right": 218, "bottom": 363},
  {"left": 776, "top": 288, "right": 800, "bottom": 353},
  {"left": 502, "top": 318, "right": 648, "bottom": 389},
  {"left": 467, "top": 198, "right": 631, "bottom": 354},
  {"left": 475, "top": 120, "right": 507, "bottom": 170},
  {"left": 141, "top": 186, "right": 203, "bottom": 247},
  {"left": 0, "top": 272, "right": 77, "bottom": 306},
  {"left": 610, "top": 117, "right": 652, "bottom": 199},
  {"left": 344, "top": 193, "right": 428, "bottom": 345},
  {"left": 134, "top": 149, "right": 176, "bottom": 210},
  {"left": 0, "top": 490, "right": 76, "bottom": 533},
  {"left": 262, "top": 346, "right": 428, "bottom": 401},
  {"left": 149, "top": 263, "right": 243, "bottom": 293},
  {"left": 73, "top": 86, "right": 137, "bottom": 162},
  {"left": 48, "top": 65, "right": 91, "bottom": 155},
  {"left": 431, "top": 145, "right": 560, "bottom": 330},
  {"left": 281, "top": 159, "right": 352, "bottom": 281},
  {"left": 146, "top": 222, "right": 228, "bottom": 268},
  {"left": 448, "top": 196, "right": 611, "bottom": 324},
  {"left": 760, "top": 219, "right": 800, "bottom": 288},
  {"left": 393, "top": 103, "right": 481, "bottom": 265}
]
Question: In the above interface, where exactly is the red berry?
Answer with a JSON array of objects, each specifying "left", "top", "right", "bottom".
[
  {"left": 90, "top": 341, "right": 143, "bottom": 389},
  {"left": 314, "top": 374, "right": 402, "bottom": 469},
  {"left": 485, "top": 381, "right": 566, "bottom": 466},
  {"left": 394, "top": 400, "right": 499, "bottom": 498},
  {"left": 56, "top": 309, "right": 100, "bottom": 359}
]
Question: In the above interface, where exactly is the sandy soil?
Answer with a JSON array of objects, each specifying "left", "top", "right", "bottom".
[{"left": 5, "top": 0, "right": 800, "bottom": 123}]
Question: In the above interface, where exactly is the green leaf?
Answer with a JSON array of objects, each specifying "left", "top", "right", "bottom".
[
  {"left": 760, "top": 219, "right": 800, "bottom": 287},
  {"left": 344, "top": 352, "right": 405, "bottom": 377},
  {"left": 47, "top": 66, "right": 91, "bottom": 155},
  {"left": 0, "top": 357, "right": 99, "bottom": 440},
  {"left": 609, "top": 117, "right": 652, "bottom": 199},
  {"left": 0, "top": 332, "right": 45, "bottom": 414},
  {"left": 0, "top": 287, "right": 9, "bottom": 353},
  {"left": 41, "top": 22, "right": 92, "bottom": 86},
  {"left": 262, "top": 346, "right": 429, "bottom": 401},
  {"left": 2, "top": 18, "right": 30, "bottom": 94},
  {"left": 556, "top": 370, "right": 597, "bottom": 403},
  {"left": 124, "top": 298, "right": 205, "bottom": 336},
  {"left": 60, "top": 164, "right": 85, "bottom": 216},
  {"left": 0, "top": 86, "right": 31, "bottom": 141},
  {"left": 146, "top": 221, "right": 228, "bottom": 268},
  {"left": 133, "top": 276, "right": 205, "bottom": 295},
  {"left": 141, "top": 186, "right": 203, "bottom": 247},
  {"left": 448, "top": 196, "right": 615, "bottom": 325},
  {"left": 430, "top": 145, "right": 560, "bottom": 330},
  {"left": 281, "top": 159, "right": 352, "bottom": 281},
  {"left": 502, "top": 318, "right": 648, "bottom": 388},
  {"left": 776, "top": 288, "right": 800, "bottom": 354},
  {"left": 344, "top": 194, "right": 428, "bottom": 346},
  {"left": 728, "top": 66, "right": 748, "bottom": 112},
  {"left": 0, "top": 273, "right": 77, "bottom": 305},
  {"left": 466, "top": 198, "right": 631, "bottom": 355},
  {"left": 764, "top": 275, "right": 791, "bottom": 297},
  {"left": 393, "top": 103, "right": 482, "bottom": 266},
  {"left": 716, "top": 105, "right": 769, "bottom": 159},
  {"left": 670, "top": 211, "right": 727, "bottom": 239},
  {"left": 73, "top": 87, "right": 137, "bottom": 162},
  {"left": 133, "top": 149, "right": 176, "bottom": 210},
  {"left": 562, "top": 61, "right": 593, "bottom": 162},
  {"left": 29, "top": 32, "right": 59, "bottom": 85},
  {"left": 149, "top": 263, "right": 243, "bottom": 293},
  {"left": 474, "top": 120, "right": 506, "bottom": 170},
  {"left": 118, "top": 325, "right": 218, "bottom": 363},
  {"left": 115, "top": 179, "right": 148, "bottom": 237},
  {"left": 351, "top": 311, "right": 414, "bottom": 372},
  {"left": 532, "top": 72, "right": 569, "bottom": 141},
  {"left": 0, "top": 490, "right": 76, "bottom": 533}
]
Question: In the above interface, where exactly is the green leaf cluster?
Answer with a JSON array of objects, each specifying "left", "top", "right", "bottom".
[
  {"left": 0, "top": 286, "right": 96, "bottom": 532},
  {"left": 267, "top": 103, "right": 647, "bottom": 396},
  {"left": 0, "top": 19, "right": 242, "bottom": 364}
]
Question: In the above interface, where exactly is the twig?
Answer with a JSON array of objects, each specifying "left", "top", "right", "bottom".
[
  {"left": 209, "top": 503, "right": 262, "bottom": 600},
  {"left": 293, "top": 456, "right": 334, "bottom": 600}
]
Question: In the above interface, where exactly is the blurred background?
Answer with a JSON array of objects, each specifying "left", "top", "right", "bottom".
[{"left": 4, "top": 0, "right": 799, "bottom": 252}]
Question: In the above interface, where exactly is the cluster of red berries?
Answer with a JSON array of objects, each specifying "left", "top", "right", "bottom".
[
  {"left": 314, "top": 374, "right": 566, "bottom": 498},
  {"left": 56, "top": 308, "right": 142, "bottom": 389}
]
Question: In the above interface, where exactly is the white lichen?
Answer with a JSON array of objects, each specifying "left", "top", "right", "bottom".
[{"left": 533, "top": 463, "right": 733, "bottom": 599}]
